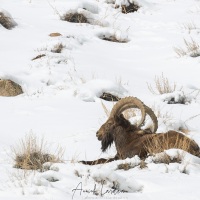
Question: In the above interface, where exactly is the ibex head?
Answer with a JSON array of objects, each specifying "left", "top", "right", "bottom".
[{"left": 96, "top": 118, "right": 115, "bottom": 141}]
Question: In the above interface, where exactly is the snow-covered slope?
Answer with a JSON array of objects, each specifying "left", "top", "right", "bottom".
[{"left": 0, "top": 0, "right": 200, "bottom": 199}]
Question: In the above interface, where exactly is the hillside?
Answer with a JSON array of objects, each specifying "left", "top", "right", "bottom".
[{"left": 0, "top": 0, "right": 200, "bottom": 199}]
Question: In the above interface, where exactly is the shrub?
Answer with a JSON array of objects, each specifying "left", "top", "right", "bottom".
[
  {"left": 174, "top": 38, "right": 200, "bottom": 57},
  {"left": 151, "top": 152, "right": 182, "bottom": 164},
  {"left": 115, "top": 1, "right": 139, "bottom": 14},
  {"left": 121, "top": 3, "right": 139, "bottom": 14},
  {"left": 117, "top": 160, "right": 147, "bottom": 170},
  {"left": 61, "top": 13, "right": 88, "bottom": 23},
  {"left": 51, "top": 43, "right": 64, "bottom": 53},
  {"left": 12, "top": 134, "right": 64, "bottom": 171},
  {"left": 100, "top": 35, "right": 128, "bottom": 43},
  {"left": 147, "top": 73, "right": 177, "bottom": 95},
  {"left": 160, "top": 91, "right": 192, "bottom": 105}
]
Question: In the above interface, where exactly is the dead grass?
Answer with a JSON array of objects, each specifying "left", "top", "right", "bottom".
[
  {"left": 139, "top": 160, "right": 147, "bottom": 169},
  {"left": 12, "top": 134, "right": 64, "bottom": 171},
  {"left": 151, "top": 104, "right": 173, "bottom": 124},
  {"left": 182, "top": 22, "right": 197, "bottom": 33},
  {"left": 70, "top": 152, "right": 81, "bottom": 164},
  {"left": 121, "top": 3, "right": 139, "bottom": 14},
  {"left": 117, "top": 163, "right": 132, "bottom": 170},
  {"left": 0, "top": 12, "right": 16, "bottom": 29},
  {"left": 147, "top": 73, "right": 177, "bottom": 95},
  {"left": 117, "top": 160, "right": 147, "bottom": 170},
  {"left": 123, "top": 108, "right": 137, "bottom": 119},
  {"left": 152, "top": 105, "right": 200, "bottom": 134},
  {"left": 51, "top": 43, "right": 64, "bottom": 53},
  {"left": 32, "top": 54, "right": 46, "bottom": 61},
  {"left": 61, "top": 13, "right": 88, "bottom": 23},
  {"left": 101, "top": 101, "right": 137, "bottom": 121},
  {"left": 115, "top": 1, "right": 139, "bottom": 14},
  {"left": 74, "top": 169, "right": 82, "bottom": 177},
  {"left": 6, "top": 169, "right": 31, "bottom": 194},
  {"left": 174, "top": 38, "right": 200, "bottom": 57},
  {"left": 184, "top": 113, "right": 200, "bottom": 123},
  {"left": 101, "top": 35, "right": 128, "bottom": 43},
  {"left": 180, "top": 113, "right": 200, "bottom": 134},
  {"left": 101, "top": 101, "right": 111, "bottom": 117},
  {"left": 152, "top": 152, "right": 182, "bottom": 164}
]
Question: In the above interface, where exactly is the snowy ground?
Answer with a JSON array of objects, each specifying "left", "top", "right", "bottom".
[{"left": 0, "top": 0, "right": 200, "bottom": 199}]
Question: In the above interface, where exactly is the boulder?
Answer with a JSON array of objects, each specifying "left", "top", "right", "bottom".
[
  {"left": 0, "top": 79, "right": 23, "bottom": 96},
  {"left": 0, "top": 9, "right": 17, "bottom": 29},
  {"left": 49, "top": 32, "right": 62, "bottom": 37}
]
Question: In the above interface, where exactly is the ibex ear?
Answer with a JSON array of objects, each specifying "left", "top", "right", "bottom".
[{"left": 114, "top": 114, "right": 130, "bottom": 128}]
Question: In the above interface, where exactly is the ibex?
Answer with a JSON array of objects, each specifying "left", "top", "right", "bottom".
[{"left": 81, "top": 97, "right": 200, "bottom": 165}]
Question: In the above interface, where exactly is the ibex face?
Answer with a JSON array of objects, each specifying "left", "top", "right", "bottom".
[{"left": 96, "top": 118, "right": 115, "bottom": 141}]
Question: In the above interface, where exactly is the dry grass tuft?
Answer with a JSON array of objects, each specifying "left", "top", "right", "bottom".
[
  {"left": 101, "top": 35, "right": 128, "bottom": 43},
  {"left": 151, "top": 104, "right": 173, "bottom": 124},
  {"left": 101, "top": 101, "right": 111, "bottom": 117},
  {"left": 152, "top": 152, "right": 182, "bottom": 164},
  {"left": 61, "top": 13, "right": 88, "bottom": 23},
  {"left": 74, "top": 169, "right": 82, "bottom": 177},
  {"left": 12, "top": 134, "right": 64, "bottom": 171},
  {"left": 117, "top": 163, "right": 132, "bottom": 170},
  {"left": 139, "top": 160, "right": 147, "bottom": 169},
  {"left": 182, "top": 22, "right": 197, "bottom": 33},
  {"left": 147, "top": 73, "right": 177, "bottom": 95},
  {"left": 174, "top": 38, "right": 200, "bottom": 57},
  {"left": 101, "top": 101, "right": 137, "bottom": 120},
  {"left": 32, "top": 54, "right": 46, "bottom": 61},
  {"left": 51, "top": 43, "right": 64, "bottom": 53},
  {"left": 117, "top": 160, "right": 147, "bottom": 170},
  {"left": 115, "top": 1, "right": 139, "bottom": 14},
  {"left": 121, "top": 3, "right": 139, "bottom": 14},
  {"left": 122, "top": 108, "right": 137, "bottom": 119}
]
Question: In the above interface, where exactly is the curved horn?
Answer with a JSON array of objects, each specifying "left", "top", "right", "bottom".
[
  {"left": 143, "top": 105, "right": 158, "bottom": 133},
  {"left": 109, "top": 97, "right": 146, "bottom": 127}
]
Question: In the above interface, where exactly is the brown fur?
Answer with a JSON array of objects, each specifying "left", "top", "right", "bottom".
[{"left": 80, "top": 114, "right": 200, "bottom": 165}]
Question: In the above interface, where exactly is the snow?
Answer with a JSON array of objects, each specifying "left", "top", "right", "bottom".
[
  {"left": 0, "top": 0, "right": 200, "bottom": 199},
  {"left": 75, "top": 79, "right": 127, "bottom": 101}
]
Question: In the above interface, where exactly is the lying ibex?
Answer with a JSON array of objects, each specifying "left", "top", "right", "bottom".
[{"left": 81, "top": 97, "right": 200, "bottom": 165}]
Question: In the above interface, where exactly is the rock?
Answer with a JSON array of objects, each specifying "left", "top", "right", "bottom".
[
  {"left": 100, "top": 92, "right": 121, "bottom": 101},
  {"left": 49, "top": 32, "right": 62, "bottom": 37},
  {"left": 0, "top": 79, "right": 23, "bottom": 96},
  {"left": 0, "top": 10, "right": 17, "bottom": 29}
]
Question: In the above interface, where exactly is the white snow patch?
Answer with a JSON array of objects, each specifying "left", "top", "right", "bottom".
[{"left": 75, "top": 79, "right": 127, "bottom": 101}]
